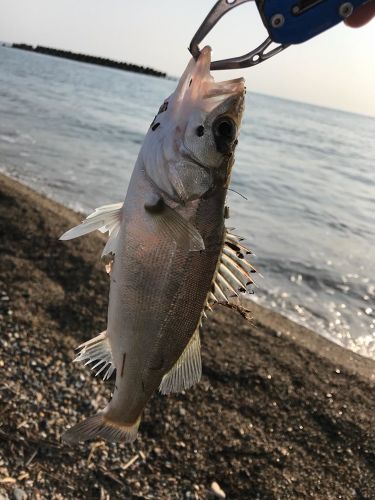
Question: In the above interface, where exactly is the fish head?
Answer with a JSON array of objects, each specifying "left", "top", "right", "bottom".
[
  {"left": 177, "top": 46, "right": 245, "bottom": 169},
  {"left": 142, "top": 46, "right": 245, "bottom": 202}
]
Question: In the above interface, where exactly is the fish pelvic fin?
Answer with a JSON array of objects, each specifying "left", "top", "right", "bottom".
[
  {"left": 159, "top": 328, "right": 201, "bottom": 395},
  {"left": 63, "top": 413, "right": 141, "bottom": 444},
  {"left": 60, "top": 202, "right": 123, "bottom": 257},
  {"left": 74, "top": 330, "right": 115, "bottom": 381}
]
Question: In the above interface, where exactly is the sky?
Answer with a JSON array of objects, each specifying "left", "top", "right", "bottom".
[{"left": 0, "top": 0, "right": 374, "bottom": 116}]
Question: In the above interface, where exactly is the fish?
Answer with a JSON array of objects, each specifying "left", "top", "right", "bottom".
[{"left": 60, "top": 46, "right": 253, "bottom": 444}]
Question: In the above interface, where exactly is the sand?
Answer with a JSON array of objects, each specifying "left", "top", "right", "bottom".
[{"left": 0, "top": 173, "right": 374, "bottom": 499}]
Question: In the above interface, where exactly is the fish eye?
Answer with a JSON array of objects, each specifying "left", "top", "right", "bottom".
[{"left": 213, "top": 116, "right": 237, "bottom": 142}]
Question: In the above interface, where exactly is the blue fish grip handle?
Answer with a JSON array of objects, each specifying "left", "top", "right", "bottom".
[{"left": 257, "top": 0, "right": 369, "bottom": 44}]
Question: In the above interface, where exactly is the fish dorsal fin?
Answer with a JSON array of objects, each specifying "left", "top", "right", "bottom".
[
  {"left": 60, "top": 202, "right": 123, "bottom": 257},
  {"left": 159, "top": 328, "right": 201, "bottom": 395},
  {"left": 74, "top": 331, "right": 115, "bottom": 381},
  {"left": 201, "top": 229, "right": 255, "bottom": 319}
]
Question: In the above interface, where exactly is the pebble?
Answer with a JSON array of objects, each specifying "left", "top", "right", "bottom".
[
  {"left": 13, "top": 489, "right": 27, "bottom": 500},
  {"left": 153, "top": 447, "right": 162, "bottom": 456},
  {"left": 211, "top": 481, "right": 226, "bottom": 499}
]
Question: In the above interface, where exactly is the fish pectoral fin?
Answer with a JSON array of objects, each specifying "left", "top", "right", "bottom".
[
  {"left": 159, "top": 328, "right": 202, "bottom": 395},
  {"left": 144, "top": 195, "right": 205, "bottom": 252},
  {"left": 60, "top": 202, "right": 123, "bottom": 256},
  {"left": 74, "top": 330, "right": 115, "bottom": 381}
]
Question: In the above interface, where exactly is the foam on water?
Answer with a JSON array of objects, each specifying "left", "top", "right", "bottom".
[{"left": 0, "top": 46, "right": 374, "bottom": 359}]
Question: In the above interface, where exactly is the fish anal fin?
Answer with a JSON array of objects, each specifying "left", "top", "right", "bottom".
[
  {"left": 74, "top": 331, "right": 115, "bottom": 381},
  {"left": 159, "top": 329, "right": 201, "bottom": 395}
]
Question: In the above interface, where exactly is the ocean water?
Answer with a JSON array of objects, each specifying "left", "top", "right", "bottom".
[{"left": 0, "top": 46, "right": 374, "bottom": 359}]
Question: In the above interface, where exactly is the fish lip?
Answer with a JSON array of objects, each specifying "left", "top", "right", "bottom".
[
  {"left": 204, "top": 77, "right": 246, "bottom": 98},
  {"left": 178, "top": 46, "right": 245, "bottom": 107},
  {"left": 195, "top": 46, "right": 246, "bottom": 92},
  {"left": 202, "top": 79, "right": 246, "bottom": 116}
]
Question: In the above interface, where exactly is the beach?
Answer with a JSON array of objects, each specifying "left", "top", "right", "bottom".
[{"left": 0, "top": 172, "right": 374, "bottom": 498}]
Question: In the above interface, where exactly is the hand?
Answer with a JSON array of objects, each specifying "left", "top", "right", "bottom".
[{"left": 345, "top": 0, "right": 375, "bottom": 27}]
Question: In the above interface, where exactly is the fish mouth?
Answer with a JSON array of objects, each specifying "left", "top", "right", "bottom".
[{"left": 173, "top": 46, "right": 245, "bottom": 115}]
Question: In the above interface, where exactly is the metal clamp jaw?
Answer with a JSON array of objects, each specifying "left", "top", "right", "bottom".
[
  {"left": 189, "top": 0, "right": 287, "bottom": 70},
  {"left": 189, "top": 0, "right": 367, "bottom": 70}
]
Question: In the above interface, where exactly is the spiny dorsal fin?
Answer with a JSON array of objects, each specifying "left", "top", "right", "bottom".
[
  {"left": 74, "top": 331, "right": 115, "bottom": 381},
  {"left": 60, "top": 202, "right": 123, "bottom": 257},
  {"left": 202, "top": 229, "right": 255, "bottom": 315},
  {"left": 159, "top": 328, "right": 201, "bottom": 395}
]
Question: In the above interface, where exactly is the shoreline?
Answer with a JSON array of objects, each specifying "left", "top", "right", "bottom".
[
  {"left": 0, "top": 172, "right": 374, "bottom": 498},
  {"left": 1, "top": 169, "right": 373, "bottom": 374}
]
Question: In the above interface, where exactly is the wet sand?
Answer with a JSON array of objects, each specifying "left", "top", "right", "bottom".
[{"left": 0, "top": 173, "right": 374, "bottom": 499}]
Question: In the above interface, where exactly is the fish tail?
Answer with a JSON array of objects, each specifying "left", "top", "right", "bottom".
[{"left": 62, "top": 412, "right": 141, "bottom": 444}]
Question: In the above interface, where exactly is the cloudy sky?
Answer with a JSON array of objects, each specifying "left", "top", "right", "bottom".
[{"left": 0, "top": 0, "right": 374, "bottom": 115}]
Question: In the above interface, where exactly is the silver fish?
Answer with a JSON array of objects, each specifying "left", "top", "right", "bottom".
[{"left": 61, "top": 46, "right": 251, "bottom": 444}]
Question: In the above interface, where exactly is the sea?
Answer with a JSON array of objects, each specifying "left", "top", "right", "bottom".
[{"left": 0, "top": 45, "right": 374, "bottom": 360}]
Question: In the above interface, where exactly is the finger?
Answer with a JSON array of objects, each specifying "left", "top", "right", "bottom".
[{"left": 344, "top": 0, "right": 375, "bottom": 27}]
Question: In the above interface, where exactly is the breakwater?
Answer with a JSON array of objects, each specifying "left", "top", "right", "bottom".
[{"left": 11, "top": 43, "right": 166, "bottom": 78}]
